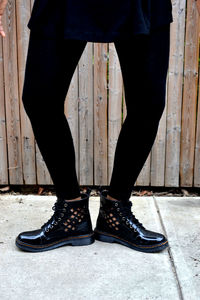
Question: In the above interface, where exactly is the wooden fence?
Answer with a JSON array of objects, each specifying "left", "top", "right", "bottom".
[{"left": 0, "top": 0, "right": 200, "bottom": 188}]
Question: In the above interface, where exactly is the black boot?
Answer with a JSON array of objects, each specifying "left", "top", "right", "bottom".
[
  {"left": 94, "top": 189, "right": 168, "bottom": 253},
  {"left": 16, "top": 188, "right": 95, "bottom": 252}
]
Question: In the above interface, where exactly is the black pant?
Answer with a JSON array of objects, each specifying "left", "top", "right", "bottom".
[{"left": 22, "top": 24, "right": 171, "bottom": 202}]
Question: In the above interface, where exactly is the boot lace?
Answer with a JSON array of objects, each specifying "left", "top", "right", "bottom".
[
  {"left": 41, "top": 198, "right": 67, "bottom": 230},
  {"left": 119, "top": 201, "right": 144, "bottom": 228}
]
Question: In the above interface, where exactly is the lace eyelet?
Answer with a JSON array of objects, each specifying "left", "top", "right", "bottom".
[
  {"left": 60, "top": 213, "right": 64, "bottom": 217},
  {"left": 50, "top": 225, "right": 54, "bottom": 229},
  {"left": 134, "top": 228, "right": 137, "bottom": 232},
  {"left": 126, "top": 220, "right": 129, "bottom": 225},
  {"left": 45, "top": 228, "right": 49, "bottom": 232},
  {"left": 58, "top": 217, "right": 61, "bottom": 221},
  {"left": 119, "top": 212, "right": 122, "bottom": 216},
  {"left": 115, "top": 203, "right": 118, "bottom": 207},
  {"left": 130, "top": 225, "right": 133, "bottom": 229},
  {"left": 64, "top": 203, "right": 68, "bottom": 207},
  {"left": 117, "top": 208, "right": 120, "bottom": 211},
  {"left": 122, "top": 217, "right": 125, "bottom": 221},
  {"left": 54, "top": 222, "right": 58, "bottom": 225},
  {"left": 62, "top": 208, "right": 66, "bottom": 212}
]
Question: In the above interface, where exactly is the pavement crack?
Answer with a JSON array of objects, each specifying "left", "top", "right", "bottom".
[{"left": 153, "top": 196, "right": 184, "bottom": 300}]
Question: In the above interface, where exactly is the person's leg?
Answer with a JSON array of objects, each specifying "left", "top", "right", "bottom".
[
  {"left": 22, "top": 32, "right": 87, "bottom": 200},
  {"left": 94, "top": 25, "right": 171, "bottom": 252},
  {"left": 107, "top": 24, "right": 171, "bottom": 202},
  {"left": 16, "top": 34, "right": 94, "bottom": 252}
]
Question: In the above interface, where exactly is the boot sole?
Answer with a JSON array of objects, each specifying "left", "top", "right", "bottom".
[
  {"left": 15, "top": 233, "right": 95, "bottom": 252},
  {"left": 94, "top": 230, "right": 168, "bottom": 253}
]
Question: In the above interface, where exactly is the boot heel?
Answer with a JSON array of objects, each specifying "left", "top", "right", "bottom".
[
  {"left": 71, "top": 235, "right": 95, "bottom": 246},
  {"left": 94, "top": 231, "right": 115, "bottom": 243}
]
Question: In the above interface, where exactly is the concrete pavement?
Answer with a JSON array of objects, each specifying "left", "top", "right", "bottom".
[{"left": 0, "top": 194, "right": 199, "bottom": 300}]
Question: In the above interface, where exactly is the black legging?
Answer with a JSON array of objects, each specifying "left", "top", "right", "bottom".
[{"left": 22, "top": 24, "right": 170, "bottom": 202}]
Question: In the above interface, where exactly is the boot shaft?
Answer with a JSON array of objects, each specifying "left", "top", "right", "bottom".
[
  {"left": 95, "top": 189, "right": 133, "bottom": 235},
  {"left": 94, "top": 189, "right": 168, "bottom": 253},
  {"left": 43, "top": 190, "right": 93, "bottom": 236}
]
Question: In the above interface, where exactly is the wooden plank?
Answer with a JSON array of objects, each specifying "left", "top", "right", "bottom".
[
  {"left": 107, "top": 43, "right": 123, "bottom": 184},
  {"left": 194, "top": 87, "right": 200, "bottom": 186},
  {"left": 64, "top": 62, "right": 80, "bottom": 183},
  {"left": 150, "top": 75, "right": 169, "bottom": 186},
  {"left": 180, "top": 0, "right": 200, "bottom": 186},
  {"left": 0, "top": 34, "right": 8, "bottom": 184},
  {"left": 2, "top": 0, "right": 23, "bottom": 184},
  {"left": 35, "top": 143, "right": 52, "bottom": 185},
  {"left": 165, "top": 0, "right": 187, "bottom": 187},
  {"left": 78, "top": 42, "right": 94, "bottom": 186},
  {"left": 194, "top": 20, "right": 200, "bottom": 187},
  {"left": 122, "top": 84, "right": 126, "bottom": 122},
  {"left": 136, "top": 153, "right": 151, "bottom": 186},
  {"left": 94, "top": 43, "right": 108, "bottom": 186},
  {"left": 16, "top": 0, "right": 36, "bottom": 184}
]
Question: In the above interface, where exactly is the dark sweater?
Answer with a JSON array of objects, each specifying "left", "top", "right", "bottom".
[{"left": 27, "top": 0, "right": 173, "bottom": 43}]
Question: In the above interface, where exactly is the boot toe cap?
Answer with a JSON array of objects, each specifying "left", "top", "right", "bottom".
[
  {"left": 148, "top": 231, "right": 168, "bottom": 244},
  {"left": 16, "top": 229, "right": 43, "bottom": 245}
]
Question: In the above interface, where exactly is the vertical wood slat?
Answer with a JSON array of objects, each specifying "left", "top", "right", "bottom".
[
  {"left": 16, "top": 0, "right": 36, "bottom": 184},
  {"left": 122, "top": 85, "right": 126, "bottom": 123},
  {"left": 64, "top": 66, "right": 79, "bottom": 183},
  {"left": 165, "top": 0, "right": 187, "bottom": 187},
  {"left": 107, "top": 42, "right": 123, "bottom": 185},
  {"left": 136, "top": 150, "right": 151, "bottom": 186},
  {"left": 150, "top": 75, "right": 169, "bottom": 187},
  {"left": 78, "top": 42, "right": 94, "bottom": 186},
  {"left": 35, "top": 144, "right": 53, "bottom": 185},
  {"left": 0, "top": 33, "right": 8, "bottom": 184},
  {"left": 180, "top": 0, "right": 200, "bottom": 186},
  {"left": 94, "top": 43, "right": 108, "bottom": 186},
  {"left": 2, "top": 0, "right": 23, "bottom": 184},
  {"left": 194, "top": 42, "right": 200, "bottom": 187}
]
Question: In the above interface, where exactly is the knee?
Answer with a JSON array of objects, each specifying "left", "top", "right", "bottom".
[
  {"left": 125, "top": 78, "right": 167, "bottom": 124},
  {"left": 22, "top": 83, "right": 59, "bottom": 119}
]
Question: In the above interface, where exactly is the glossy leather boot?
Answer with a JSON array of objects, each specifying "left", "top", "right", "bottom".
[
  {"left": 94, "top": 189, "right": 168, "bottom": 253},
  {"left": 16, "top": 188, "right": 95, "bottom": 252}
]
